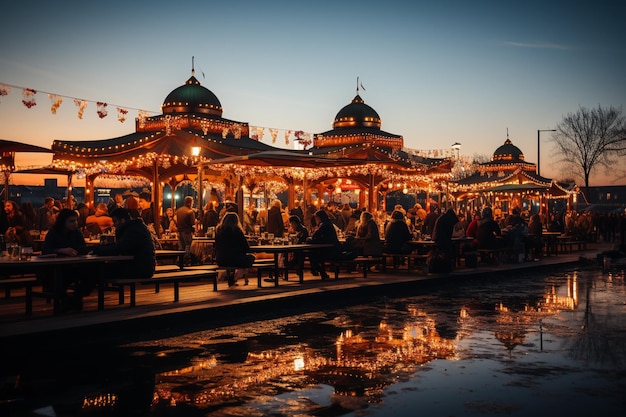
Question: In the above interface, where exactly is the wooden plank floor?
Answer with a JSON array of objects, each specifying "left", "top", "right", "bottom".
[{"left": 0, "top": 243, "right": 606, "bottom": 339}]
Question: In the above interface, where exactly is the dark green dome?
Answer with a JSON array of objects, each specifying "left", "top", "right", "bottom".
[
  {"left": 493, "top": 138, "right": 524, "bottom": 162},
  {"left": 162, "top": 75, "right": 223, "bottom": 117},
  {"left": 333, "top": 95, "right": 381, "bottom": 129}
]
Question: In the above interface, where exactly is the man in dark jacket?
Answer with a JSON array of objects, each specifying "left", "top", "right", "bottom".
[
  {"left": 91, "top": 208, "right": 156, "bottom": 279},
  {"left": 307, "top": 210, "right": 340, "bottom": 280}
]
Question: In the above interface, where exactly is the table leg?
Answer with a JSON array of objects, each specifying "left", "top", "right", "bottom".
[{"left": 273, "top": 252, "right": 280, "bottom": 288}]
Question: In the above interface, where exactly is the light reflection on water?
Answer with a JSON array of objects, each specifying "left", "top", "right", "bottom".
[
  {"left": 2, "top": 267, "right": 626, "bottom": 416},
  {"left": 137, "top": 267, "right": 625, "bottom": 416}
]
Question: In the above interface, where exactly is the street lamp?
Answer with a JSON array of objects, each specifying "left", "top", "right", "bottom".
[{"left": 537, "top": 129, "right": 556, "bottom": 176}]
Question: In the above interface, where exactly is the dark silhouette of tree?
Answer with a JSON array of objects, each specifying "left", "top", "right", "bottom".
[{"left": 552, "top": 105, "right": 626, "bottom": 188}]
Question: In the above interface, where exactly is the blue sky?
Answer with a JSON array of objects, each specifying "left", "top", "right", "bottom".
[{"left": 1, "top": 0, "right": 625, "bottom": 185}]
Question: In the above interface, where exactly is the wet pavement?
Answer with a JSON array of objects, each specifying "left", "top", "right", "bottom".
[{"left": 1, "top": 262, "right": 625, "bottom": 416}]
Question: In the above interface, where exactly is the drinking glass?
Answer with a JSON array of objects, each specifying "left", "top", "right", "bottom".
[{"left": 20, "top": 247, "right": 33, "bottom": 261}]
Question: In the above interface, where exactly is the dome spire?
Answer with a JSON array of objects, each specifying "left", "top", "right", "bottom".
[
  {"left": 356, "top": 76, "right": 366, "bottom": 95},
  {"left": 191, "top": 56, "right": 195, "bottom": 77}
]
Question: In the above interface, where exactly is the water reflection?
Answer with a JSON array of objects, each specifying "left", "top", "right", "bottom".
[{"left": 2, "top": 267, "right": 625, "bottom": 416}]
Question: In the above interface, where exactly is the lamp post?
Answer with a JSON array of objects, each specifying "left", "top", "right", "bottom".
[{"left": 537, "top": 129, "right": 556, "bottom": 176}]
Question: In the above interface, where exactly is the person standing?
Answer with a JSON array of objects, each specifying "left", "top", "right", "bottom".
[
  {"left": 175, "top": 196, "right": 196, "bottom": 265},
  {"left": 36, "top": 197, "right": 56, "bottom": 231},
  {"left": 266, "top": 199, "right": 285, "bottom": 238},
  {"left": 138, "top": 191, "right": 155, "bottom": 226}
]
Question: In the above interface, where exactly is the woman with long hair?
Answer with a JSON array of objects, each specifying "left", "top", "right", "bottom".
[{"left": 214, "top": 212, "right": 255, "bottom": 286}]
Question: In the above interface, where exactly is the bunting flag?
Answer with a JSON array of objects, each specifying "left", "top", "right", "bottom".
[
  {"left": 117, "top": 107, "right": 128, "bottom": 123},
  {"left": 232, "top": 123, "right": 242, "bottom": 139},
  {"left": 284, "top": 129, "right": 291, "bottom": 145},
  {"left": 48, "top": 94, "right": 62, "bottom": 114},
  {"left": 255, "top": 126, "right": 265, "bottom": 141},
  {"left": 22, "top": 88, "right": 37, "bottom": 108},
  {"left": 138, "top": 110, "right": 149, "bottom": 128},
  {"left": 96, "top": 102, "right": 108, "bottom": 119},
  {"left": 0, "top": 84, "right": 11, "bottom": 102},
  {"left": 73, "top": 99, "right": 88, "bottom": 119},
  {"left": 269, "top": 128, "right": 279, "bottom": 144}
]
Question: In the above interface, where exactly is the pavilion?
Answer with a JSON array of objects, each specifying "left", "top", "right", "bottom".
[
  {"left": 47, "top": 67, "right": 453, "bottom": 222},
  {"left": 450, "top": 134, "right": 576, "bottom": 216},
  {"left": 306, "top": 90, "right": 452, "bottom": 210}
]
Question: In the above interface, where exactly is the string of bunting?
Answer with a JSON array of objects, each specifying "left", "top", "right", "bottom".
[
  {"left": 0, "top": 82, "right": 154, "bottom": 124},
  {"left": 0, "top": 82, "right": 316, "bottom": 146}
]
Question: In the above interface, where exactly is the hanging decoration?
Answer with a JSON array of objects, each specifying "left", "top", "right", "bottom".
[
  {"left": 22, "top": 88, "right": 37, "bottom": 108},
  {"left": 200, "top": 119, "right": 209, "bottom": 135},
  {"left": 117, "top": 107, "right": 128, "bottom": 123},
  {"left": 164, "top": 115, "right": 172, "bottom": 135},
  {"left": 269, "top": 128, "right": 279, "bottom": 144},
  {"left": 0, "top": 84, "right": 11, "bottom": 102},
  {"left": 138, "top": 110, "right": 149, "bottom": 128},
  {"left": 284, "top": 130, "right": 291, "bottom": 145},
  {"left": 255, "top": 126, "right": 265, "bottom": 141},
  {"left": 96, "top": 102, "right": 108, "bottom": 119},
  {"left": 294, "top": 130, "right": 311, "bottom": 149},
  {"left": 73, "top": 98, "right": 88, "bottom": 119},
  {"left": 48, "top": 94, "right": 62, "bottom": 114},
  {"left": 232, "top": 123, "right": 242, "bottom": 139},
  {"left": 222, "top": 127, "right": 229, "bottom": 139}
]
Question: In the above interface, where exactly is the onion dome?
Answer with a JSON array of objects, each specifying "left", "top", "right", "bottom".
[
  {"left": 333, "top": 95, "right": 382, "bottom": 129},
  {"left": 493, "top": 137, "right": 524, "bottom": 162},
  {"left": 162, "top": 74, "right": 223, "bottom": 117}
]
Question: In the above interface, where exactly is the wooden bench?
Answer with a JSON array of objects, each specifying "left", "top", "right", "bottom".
[
  {"left": 477, "top": 247, "right": 516, "bottom": 264},
  {"left": 557, "top": 239, "right": 588, "bottom": 253},
  {"left": 328, "top": 256, "right": 383, "bottom": 279},
  {"left": 381, "top": 253, "right": 429, "bottom": 271},
  {"left": 102, "top": 269, "right": 218, "bottom": 308},
  {"left": 187, "top": 261, "right": 277, "bottom": 288},
  {"left": 0, "top": 277, "right": 37, "bottom": 315},
  {"left": 155, "top": 250, "right": 187, "bottom": 269}
]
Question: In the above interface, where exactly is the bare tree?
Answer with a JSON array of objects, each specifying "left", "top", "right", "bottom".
[{"left": 552, "top": 105, "right": 626, "bottom": 188}]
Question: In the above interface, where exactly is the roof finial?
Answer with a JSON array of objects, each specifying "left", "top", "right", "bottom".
[
  {"left": 356, "top": 76, "right": 366, "bottom": 95},
  {"left": 506, "top": 127, "right": 509, "bottom": 139},
  {"left": 192, "top": 56, "right": 195, "bottom": 76}
]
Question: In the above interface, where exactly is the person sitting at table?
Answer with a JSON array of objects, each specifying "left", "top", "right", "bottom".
[
  {"left": 349, "top": 211, "right": 383, "bottom": 257},
  {"left": 41, "top": 208, "right": 90, "bottom": 311},
  {"left": 526, "top": 213, "right": 543, "bottom": 261},
  {"left": 214, "top": 212, "right": 255, "bottom": 286},
  {"left": 90, "top": 208, "right": 156, "bottom": 280},
  {"left": 432, "top": 208, "right": 459, "bottom": 270},
  {"left": 421, "top": 205, "right": 440, "bottom": 238},
  {"left": 85, "top": 203, "right": 114, "bottom": 235},
  {"left": 307, "top": 209, "right": 341, "bottom": 280},
  {"left": 476, "top": 207, "right": 502, "bottom": 250},
  {"left": 4, "top": 200, "right": 32, "bottom": 247},
  {"left": 384, "top": 210, "right": 413, "bottom": 255},
  {"left": 161, "top": 207, "right": 177, "bottom": 234},
  {"left": 281, "top": 215, "right": 309, "bottom": 270}
]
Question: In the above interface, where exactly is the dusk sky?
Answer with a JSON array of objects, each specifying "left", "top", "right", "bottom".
[{"left": 1, "top": 0, "right": 625, "bottom": 186}]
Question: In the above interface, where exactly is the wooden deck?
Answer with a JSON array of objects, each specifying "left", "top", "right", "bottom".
[{"left": 0, "top": 242, "right": 608, "bottom": 341}]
